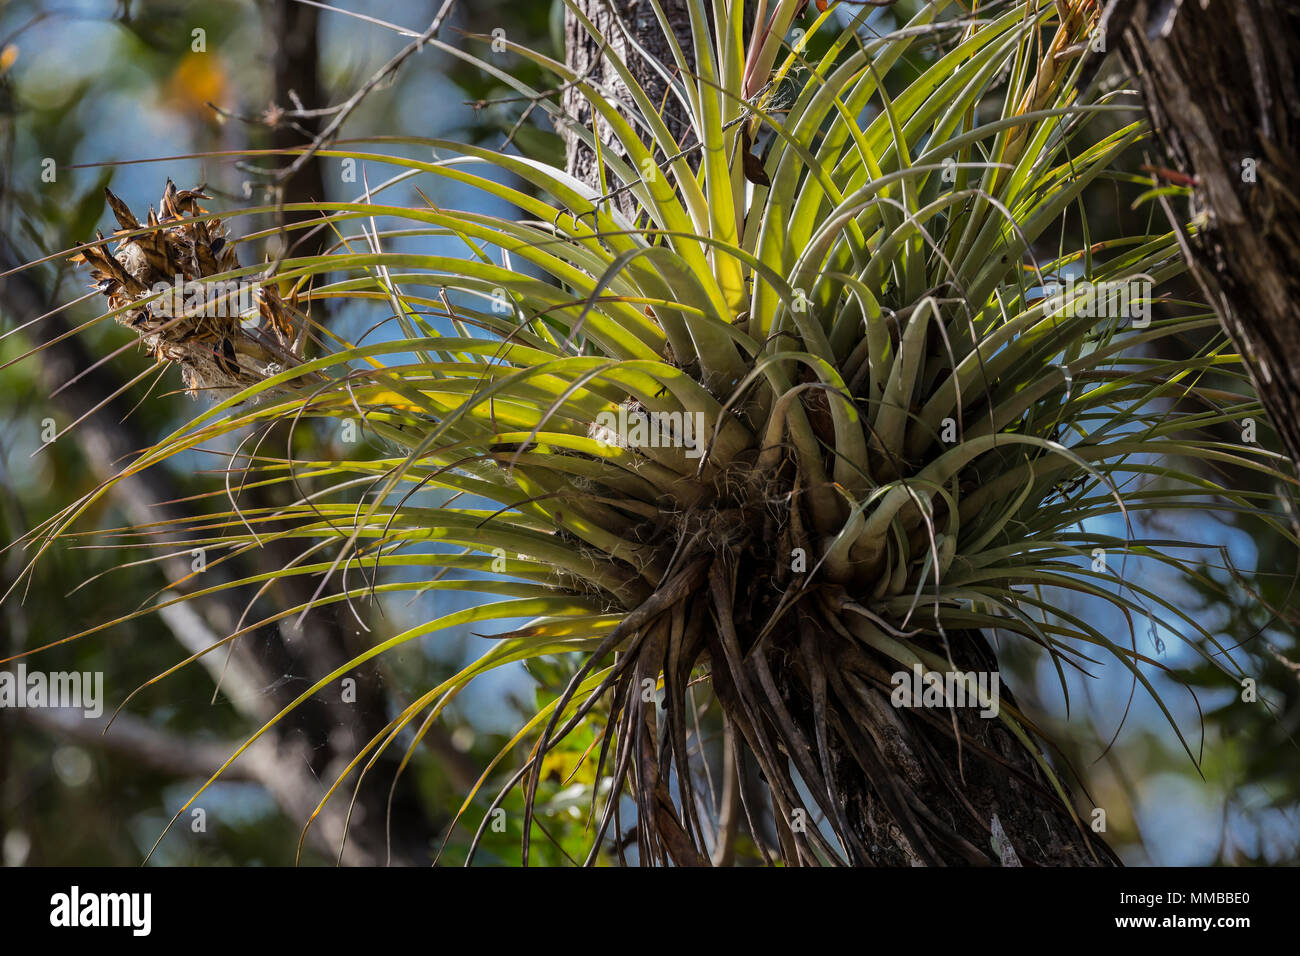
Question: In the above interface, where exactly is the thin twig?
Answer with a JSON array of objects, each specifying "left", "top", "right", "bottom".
[
  {"left": 275, "top": 0, "right": 456, "bottom": 185},
  {"left": 262, "top": 0, "right": 457, "bottom": 278}
]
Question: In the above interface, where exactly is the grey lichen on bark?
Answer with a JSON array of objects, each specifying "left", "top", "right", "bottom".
[{"left": 562, "top": 1, "right": 751, "bottom": 218}]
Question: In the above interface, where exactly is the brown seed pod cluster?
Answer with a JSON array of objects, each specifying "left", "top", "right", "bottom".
[{"left": 72, "top": 180, "right": 306, "bottom": 399}]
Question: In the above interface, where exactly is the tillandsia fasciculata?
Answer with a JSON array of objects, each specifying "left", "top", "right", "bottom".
[
  {"left": 9, "top": 0, "right": 1291, "bottom": 866},
  {"left": 72, "top": 180, "right": 314, "bottom": 399}
]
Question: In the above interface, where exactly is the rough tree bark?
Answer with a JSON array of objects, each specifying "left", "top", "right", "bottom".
[
  {"left": 1112, "top": 0, "right": 1300, "bottom": 471},
  {"left": 562, "top": 0, "right": 731, "bottom": 220},
  {"left": 563, "top": 1, "right": 1113, "bottom": 866}
]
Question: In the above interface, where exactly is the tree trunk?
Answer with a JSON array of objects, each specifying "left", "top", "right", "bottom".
[
  {"left": 563, "top": 1, "right": 1114, "bottom": 866},
  {"left": 563, "top": 0, "right": 702, "bottom": 220},
  {"left": 1115, "top": 0, "right": 1300, "bottom": 470},
  {"left": 562, "top": 0, "right": 753, "bottom": 223},
  {"left": 267, "top": 0, "right": 330, "bottom": 259}
]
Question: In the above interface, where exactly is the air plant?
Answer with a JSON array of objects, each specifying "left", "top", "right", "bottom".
[
  {"left": 70, "top": 180, "right": 307, "bottom": 397},
  {"left": 11, "top": 0, "right": 1292, "bottom": 866}
]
